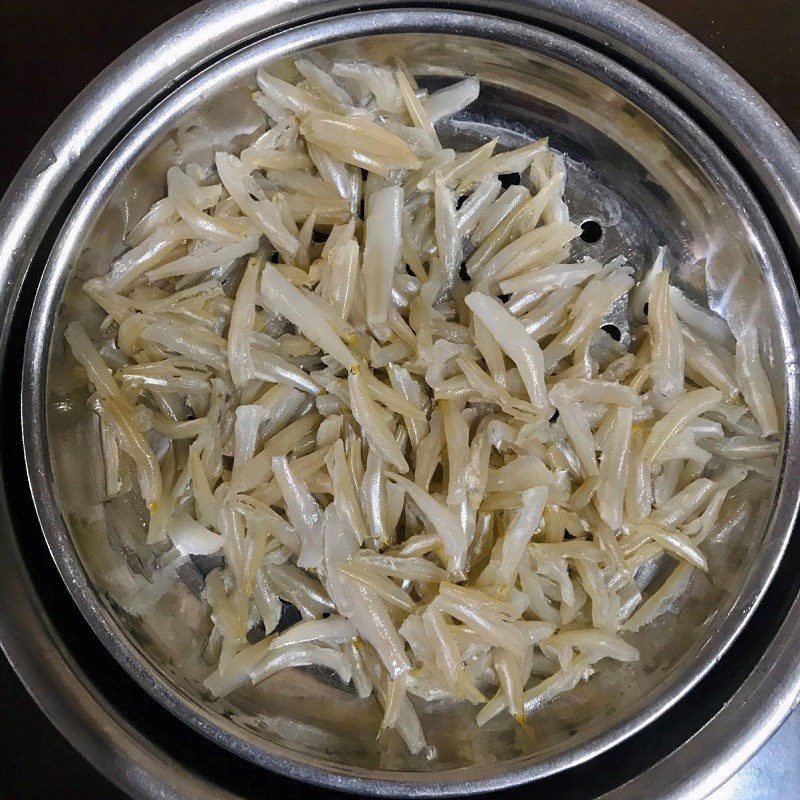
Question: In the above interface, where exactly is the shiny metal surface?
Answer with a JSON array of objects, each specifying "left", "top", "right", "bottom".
[
  {"left": 711, "top": 711, "right": 800, "bottom": 800},
  {"left": 20, "top": 8, "right": 799, "bottom": 794},
  {"left": 3, "top": 4, "right": 796, "bottom": 796}
]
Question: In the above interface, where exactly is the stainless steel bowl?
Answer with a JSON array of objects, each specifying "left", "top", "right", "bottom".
[{"left": 4, "top": 2, "right": 800, "bottom": 798}]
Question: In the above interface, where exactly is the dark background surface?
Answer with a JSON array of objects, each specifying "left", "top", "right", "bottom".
[{"left": 0, "top": 2, "right": 798, "bottom": 798}]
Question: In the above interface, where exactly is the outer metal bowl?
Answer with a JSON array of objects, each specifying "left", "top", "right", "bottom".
[{"left": 4, "top": 2, "right": 800, "bottom": 799}]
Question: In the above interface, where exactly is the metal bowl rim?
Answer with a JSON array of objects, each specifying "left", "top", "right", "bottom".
[
  {"left": 19, "top": 7, "right": 800, "bottom": 796},
  {"left": 2, "top": 1, "right": 800, "bottom": 799}
]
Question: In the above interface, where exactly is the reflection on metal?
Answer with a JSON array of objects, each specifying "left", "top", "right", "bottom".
[
  {"left": 1, "top": 1, "right": 800, "bottom": 799},
  {"left": 711, "top": 710, "right": 800, "bottom": 800}
]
